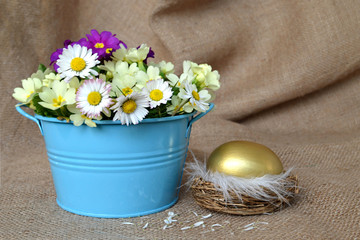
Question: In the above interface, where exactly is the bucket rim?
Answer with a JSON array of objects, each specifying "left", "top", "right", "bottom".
[{"left": 34, "top": 111, "right": 197, "bottom": 125}]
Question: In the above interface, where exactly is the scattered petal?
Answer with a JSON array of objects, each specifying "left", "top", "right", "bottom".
[
  {"left": 121, "top": 222, "right": 134, "bottom": 225},
  {"left": 201, "top": 214, "right": 212, "bottom": 219},
  {"left": 211, "top": 224, "right": 222, "bottom": 228},
  {"left": 192, "top": 211, "right": 198, "bottom": 217},
  {"left": 243, "top": 226, "right": 255, "bottom": 231},
  {"left": 193, "top": 221, "right": 204, "bottom": 227},
  {"left": 142, "top": 223, "right": 149, "bottom": 229},
  {"left": 243, "top": 222, "right": 255, "bottom": 228},
  {"left": 163, "top": 225, "right": 167, "bottom": 230},
  {"left": 257, "top": 222, "right": 269, "bottom": 225},
  {"left": 181, "top": 226, "right": 191, "bottom": 231}
]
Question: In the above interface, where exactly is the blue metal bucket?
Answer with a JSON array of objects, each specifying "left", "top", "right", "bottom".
[{"left": 16, "top": 104, "right": 213, "bottom": 218}]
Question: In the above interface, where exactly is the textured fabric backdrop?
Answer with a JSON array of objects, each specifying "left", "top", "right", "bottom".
[{"left": 1, "top": 0, "right": 360, "bottom": 239}]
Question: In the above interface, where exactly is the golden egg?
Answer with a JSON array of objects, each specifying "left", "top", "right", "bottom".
[{"left": 206, "top": 141, "right": 283, "bottom": 178}]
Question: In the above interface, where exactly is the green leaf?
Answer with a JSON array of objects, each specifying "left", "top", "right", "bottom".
[
  {"left": 38, "top": 64, "right": 47, "bottom": 72},
  {"left": 172, "top": 87, "right": 180, "bottom": 96},
  {"left": 145, "top": 104, "right": 170, "bottom": 118},
  {"left": 31, "top": 94, "right": 58, "bottom": 118},
  {"left": 92, "top": 66, "right": 100, "bottom": 72}
]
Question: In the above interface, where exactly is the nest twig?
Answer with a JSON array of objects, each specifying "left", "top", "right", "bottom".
[{"left": 191, "top": 175, "right": 299, "bottom": 215}]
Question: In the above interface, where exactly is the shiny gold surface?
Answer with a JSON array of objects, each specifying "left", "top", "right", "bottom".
[{"left": 206, "top": 141, "right": 283, "bottom": 178}]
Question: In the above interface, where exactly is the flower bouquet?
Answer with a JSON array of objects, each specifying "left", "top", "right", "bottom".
[
  {"left": 13, "top": 29, "right": 220, "bottom": 218},
  {"left": 13, "top": 29, "right": 220, "bottom": 127}
]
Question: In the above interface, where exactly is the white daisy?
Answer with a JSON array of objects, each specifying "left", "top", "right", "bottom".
[
  {"left": 178, "top": 82, "right": 211, "bottom": 112},
  {"left": 111, "top": 92, "right": 149, "bottom": 125},
  {"left": 142, "top": 78, "right": 172, "bottom": 108},
  {"left": 76, "top": 78, "right": 113, "bottom": 118},
  {"left": 57, "top": 44, "right": 100, "bottom": 82}
]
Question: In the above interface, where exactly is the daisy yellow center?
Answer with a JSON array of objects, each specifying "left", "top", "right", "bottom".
[
  {"left": 122, "top": 99, "right": 137, "bottom": 114},
  {"left": 192, "top": 90, "right": 200, "bottom": 101},
  {"left": 70, "top": 57, "right": 86, "bottom": 72},
  {"left": 95, "top": 43, "right": 104, "bottom": 48},
  {"left": 150, "top": 89, "right": 163, "bottom": 101},
  {"left": 87, "top": 91, "right": 102, "bottom": 106},
  {"left": 106, "top": 48, "right": 113, "bottom": 54},
  {"left": 52, "top": 95, "right": 65, "bottom": 107},
  {"left": 122, "top": 87, "right": 133, "bottom": 96}
]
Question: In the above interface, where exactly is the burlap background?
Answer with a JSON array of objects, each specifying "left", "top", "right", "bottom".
[{"left": 1, "top": 0, "right": 360, "bottom": 239}]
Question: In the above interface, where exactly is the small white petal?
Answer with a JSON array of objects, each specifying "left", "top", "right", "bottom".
[
  {"left": 181, "top": 226, "right": 191, "bottom": 231},
  {"left": 121, "top": 222, "right": 134, "bottom": 225},
  {"left": 193, "top": 221, "right": 204, "bottom": 227},
  {"left": 244, "top": 226, "right": 255, "bottom": 231},
  {"left": 211, "top": 224, "right": 222, "bottom": 227},
  {"left": 243, "top": 222, "right": 255, "bottom": 228}
]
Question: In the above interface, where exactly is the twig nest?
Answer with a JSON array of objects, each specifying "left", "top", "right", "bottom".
[{"left": 187, "top": 141, "right": 299, "bottom": 215}]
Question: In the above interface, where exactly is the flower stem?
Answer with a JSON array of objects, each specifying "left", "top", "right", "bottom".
[{"left": 171, "top": 99, "right": 188, "bottom": 116}]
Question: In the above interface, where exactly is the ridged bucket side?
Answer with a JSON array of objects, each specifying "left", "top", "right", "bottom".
[{"left": 39, "top": 115, "right": 193, "bottom": 218}]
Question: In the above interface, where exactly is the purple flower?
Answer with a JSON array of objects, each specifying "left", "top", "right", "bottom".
[
  {"left": 50, "top": 38, "right": 88, "bottom": 72},
  {"left": 85, "top": 29, "right": 126, "bottom": 59},
  {"left": 50, "top": 40, "right": 72, "bottom": 72}
]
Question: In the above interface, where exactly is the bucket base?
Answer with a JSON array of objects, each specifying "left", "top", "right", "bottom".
[{"left": 56, "top": 197, "right": 179, "bottom": 218}]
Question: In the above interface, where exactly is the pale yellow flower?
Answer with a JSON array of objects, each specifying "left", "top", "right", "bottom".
[
  {"left": 13, "top": 77, "right": 42, "bottom": 103},
  {"left": 39, "top": 80, "right": 76, "bottom": 110},
  {"left": 67, "top": 104, "right": 100, "bottom": 127},
  {"left": 149, "top": 61, "right": 174, "bottom": 75},
  {"left": 112, "top": 44, "right": 150, "bottom": 64},
  {"left": 42, "top": 72, "right": 62, "bottom": 87},
  {"left": 183, "top": 60, "right": 220, "bottom": 90}
]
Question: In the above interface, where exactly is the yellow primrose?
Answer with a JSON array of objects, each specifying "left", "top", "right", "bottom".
[
  {"left": 13, "top": 77, "right": 43, "bottom": 103},
  {"left": 167, "top": 72, "right": 194, "bottom": 88},
  {"left": 125, "top": 44, "right": 150, "bottom": 63},
  {"left": 149, "top": 61, "right": 174, "bottom": 75},
  {"left": 167, "top": 95, "right": 184, "bottom": 115},
  {"left": 110, "top": 62, "right": 145, "bottom": 96},
  {"left": 112, "top": 44, "right": 150, "bottom": 64},
  {"left": 42, "top": 72, "right": 62, "bottom": 87},
  {"left": 68, "top": 77, "right": 80, "bottom": 89},
  {"left": 183, "top": 60, "right": 220, "bottom": 91},
  {"left": 135, "top": 66, "right": 161, "bottom": 85},
  {"left": 39, "top": 80, "right": 76, "bottom": 110},
  {"left": 30, "top": 68, "right": 53, "bottom": 80},
  {"left": 67, "top": 104, "right": 100, "bottom": 127}
]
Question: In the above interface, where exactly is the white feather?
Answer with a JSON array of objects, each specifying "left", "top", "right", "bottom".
[{"left": 185, "top": 150, "right": 297, "bottom": 203}]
